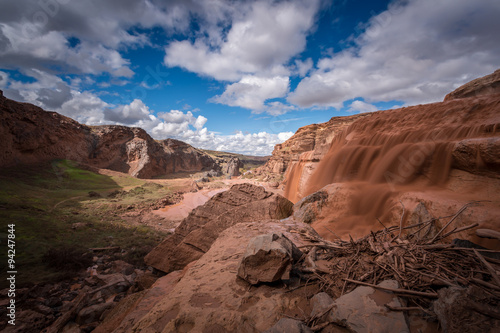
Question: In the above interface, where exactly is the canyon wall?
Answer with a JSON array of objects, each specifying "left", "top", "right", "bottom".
[
  {"left": 0, "top": 91, "right": 217, "bottom": 178},
  {"left": 272, "top": 70, "right": 500, "bottom": 244},
  {"left": 258, "top": 112, "right": 370, "bottom": 196}
]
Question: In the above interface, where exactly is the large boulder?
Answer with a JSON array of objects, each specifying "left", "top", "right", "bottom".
[
  {"left": 145, "top": 183, "right": 294, "bottom": 273},
  {"left": 433, "top": 286, "right": 500, "bottom": 333},
  {"left": 292, "top": 190, "right": 329, "bottom": 224},
  {"left": 237, "top": 233, "right": 303, "bottom": 285}
]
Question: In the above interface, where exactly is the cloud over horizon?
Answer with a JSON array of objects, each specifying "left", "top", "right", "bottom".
[
  {"left": 288, "top": 0, "right": 500, "bottom": 108},
  {"left": 1, "top": 0, "right": 499, "bottom": 155}
]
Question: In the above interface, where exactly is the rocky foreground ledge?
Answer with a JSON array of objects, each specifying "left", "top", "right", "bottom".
[{"left": 3, "top": 183, "right": 491, "bottom": 332}]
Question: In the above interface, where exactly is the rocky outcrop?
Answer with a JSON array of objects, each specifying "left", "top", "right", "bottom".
[
  {"left": 144, "top": 183, "right": 294, "bottom": 273},
  {"left": 130, "top": 220, "right": 321, "bottom": 332},
  {"left": 89, "top": 127, "right": 218, "bottom": 178},
  {"left": 0, "top": 91, "right": 93, "bottom": 168},
  {"left": 89, "top": 125, "right": 170, "bottom": 178},
  {"left": 258, "top": 113, "right": 369, "bottom": 178},
  {"left": 160, "top": 138, "right": 219, "bottom": 174},
  {"left": 0, "top": 93, "right": 218, "bottom": 178},
  {"left": 444, "top": 69, "right": 500, "bottom": 101},
  {"left": 224, "top": 156, "right": 243, "bottom": 177}
]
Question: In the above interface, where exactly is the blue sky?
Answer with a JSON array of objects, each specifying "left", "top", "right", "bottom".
[{"left": 0, "top": 0, "right": 499, "bottom": 155}]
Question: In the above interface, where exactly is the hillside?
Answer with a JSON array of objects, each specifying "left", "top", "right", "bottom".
[
  {"left": 0, "top": 92, "right": 218, "bottom": 178},
  {"left": 201, "top": 149, "right": 269, "bottom": 170}
]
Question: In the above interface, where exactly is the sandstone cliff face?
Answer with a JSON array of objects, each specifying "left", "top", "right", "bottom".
[
  {"left": 259, "top": 113, "right": 370, "bottom": 177},
  {"left": 0, "top": 91, "right": 93, "bottom": 167},
  {"left": 160, "top": 138, "right": 217, "bottom": 174},
  {"left": 0, "top": 92, "right": 217, "bottom": 178},
  {"left": 282, "top": 70, "right": 500, "bottom": 245}
]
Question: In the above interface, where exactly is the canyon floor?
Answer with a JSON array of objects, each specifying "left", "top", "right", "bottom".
[{"left": 0, "top": 160, "right": 277, "bottom": 290}]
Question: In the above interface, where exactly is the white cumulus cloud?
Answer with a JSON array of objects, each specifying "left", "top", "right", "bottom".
[
  {"left": 164, "top": 0, "right": 320, "bottom": 82},
  {"left": 347, "top": 100, "right": 378, "bottom": 113},
  {"left": 288, "top": 0, "right": 500, "bottom": 108},
  {"left": 211, "top": 75, "right": 290, "bottom": 111}
]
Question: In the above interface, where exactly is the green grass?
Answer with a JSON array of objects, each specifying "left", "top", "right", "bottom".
[{"left": 0, "top": 160, "right": 169, "bottom": 288}]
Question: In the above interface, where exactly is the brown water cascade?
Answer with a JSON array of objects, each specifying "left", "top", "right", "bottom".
[{"left": 284, "top": 96, "right": 500, "bottom": 239}]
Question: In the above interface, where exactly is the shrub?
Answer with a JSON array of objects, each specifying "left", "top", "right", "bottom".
[{"left": 43, "top": 245, "right": 93, "bottom": 271}]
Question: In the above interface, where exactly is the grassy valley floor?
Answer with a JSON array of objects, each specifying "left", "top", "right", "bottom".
[{"left": 0, "top": 160, "right": 173, "bottom": 289}]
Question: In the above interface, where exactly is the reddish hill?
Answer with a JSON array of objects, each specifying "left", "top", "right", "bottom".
[{"left": 0, "top": 91, "right": 217, "bottom": 178}]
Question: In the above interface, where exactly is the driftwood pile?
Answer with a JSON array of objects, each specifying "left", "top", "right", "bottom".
[{"left": 293, "top": 201, "right": 500, "bottom": 330}]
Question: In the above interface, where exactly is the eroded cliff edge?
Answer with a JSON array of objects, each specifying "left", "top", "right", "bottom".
[{"left": 259, "top": 69, "right": 500, "bottom": 246}]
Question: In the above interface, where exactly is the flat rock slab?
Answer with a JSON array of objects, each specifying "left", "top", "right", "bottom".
[
  {"left": 263, "top": 318, "right": 313, "bottom": 333},
  {"left": 329, "top": 280, "right": 409, "bottom": 333}
]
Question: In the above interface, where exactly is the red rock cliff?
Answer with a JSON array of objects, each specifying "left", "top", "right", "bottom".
[
  {"left": 281, "top": 70, "right": 500, "bottom": 245},
  {"left": 0, "top": 93, "right": 217, "bottom": 178}
]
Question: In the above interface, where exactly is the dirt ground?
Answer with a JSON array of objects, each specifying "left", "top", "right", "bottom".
[{"left": 105, "top": 169, "right": 285, "bottom": 234}]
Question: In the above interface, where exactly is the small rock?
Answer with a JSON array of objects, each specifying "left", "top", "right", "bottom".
[
  {"left": 88, "top": 191, "right": 101, "bottom": 198},
  {"left": 62, "top": 321, "right": 83, "bottom": 333},
  {"left": 310, "top": 292, "right": 334, "bottom": 318},
  {"left": 76, "top": 302, "right": 114, "bottom": 325},
  {"left": 71, "top": 223, "right": 86, "bottom": 230},
  {"left": 263, "top": 318, "right": 313, "bottom": 333},
  {"left": 111, "top": 260, "right": 135, "bottom": 276},
  {"left": 45, "top": 296, "right": 63, "bottom": 308},
  {"left": 269, "top": 181, "right": 279, "bottom": 188},
  {"left": 196, "top": 176, "right": 210, "bottom": 183},
  {"left": 134, "top": 271, "right": 158, "bottom": 290},
  {"left": 237, "top": 233, "right": 303, "bottom": 285},
  {"left": 34, "top": 304, "right": 53, "bottom": 315}
]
